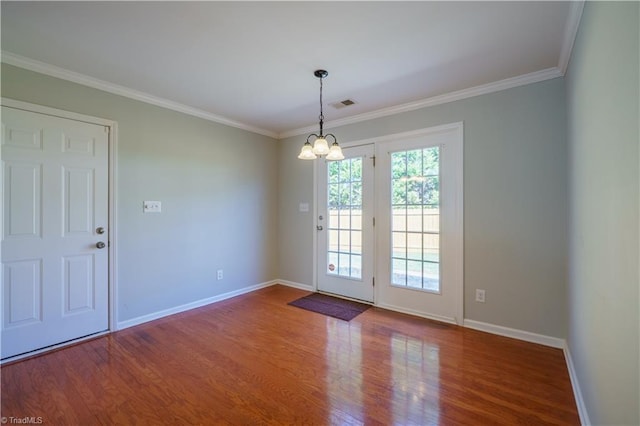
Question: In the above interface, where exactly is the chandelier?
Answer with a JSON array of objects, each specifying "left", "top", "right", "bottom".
[{"left": 298, "top": 70, "right": 344, "bottom": 161}]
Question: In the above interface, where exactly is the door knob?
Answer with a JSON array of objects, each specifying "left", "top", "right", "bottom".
[
  {"left": 317, "top": 225, "right": 323, "bottom": 231},
  {"left": 96, "top": 227, "right": 105, "bottom": 234},
  {"left": 96, "top": 242, "right": 106, "bottom": 249}
]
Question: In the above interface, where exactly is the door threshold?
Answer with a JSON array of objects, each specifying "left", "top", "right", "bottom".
[
  {"left": 317, "top": 290, "right": 374, "bottom": 305},
  {"left": 1, "top": 330, "right": 110, "bottom": 365}
]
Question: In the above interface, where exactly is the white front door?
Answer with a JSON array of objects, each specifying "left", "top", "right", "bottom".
[
  {"left": 317, "top": 144, "right": 375, "bottom": 302},
  {"left": 2, "top": 106, "right": 109, "bottom": 359}
]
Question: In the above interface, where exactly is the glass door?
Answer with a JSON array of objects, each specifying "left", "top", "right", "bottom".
[
  {"left": 317, "top": 144, "right": 375, "bottom": 302},
  {"left": 376, "top": 125, "right": 463, "bottom": 324}
]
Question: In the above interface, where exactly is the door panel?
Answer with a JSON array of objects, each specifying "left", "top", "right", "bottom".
[
  {"left": 5, "top": 162, "right": 41, "bottom": 238},
  {"left": 3, "top": 260, "right": 42, "bottom": 327},
  {"left": 63, "top": 254, "right": 95, "bottom": 314},
  {"left": 1, "top": 106, "right": 109, "bottom": 359},
  {"left": 317, "top": 144, "right": 374, "bottom": 302},
  {"left": 64, "top": 167, "right": 94, "bottom": 235},
  {"left": 376, "top": 125, "right": 463, "bottom": 324}
]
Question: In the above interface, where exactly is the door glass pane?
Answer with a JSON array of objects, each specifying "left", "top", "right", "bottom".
[
  {"left": 327, "top": 157, "right": 363, "bottom": 279},
  {"left": 390, "top": 147, "right": 440, "bottom": 292}
]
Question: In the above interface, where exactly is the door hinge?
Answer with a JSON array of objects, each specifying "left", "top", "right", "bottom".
[
  {"left": 371, "top": 155, "right": 376, "bottom": 167},
  {"left": 372, "top": 277, "right": 375, "bottom": 287},
  {"left": 373, "top": 217, "right": 375, "bottom": 226}
]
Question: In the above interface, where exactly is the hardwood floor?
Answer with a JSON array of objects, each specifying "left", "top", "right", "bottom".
[{"left": 1, "top": 285, "right": 579, "bottom": 425}]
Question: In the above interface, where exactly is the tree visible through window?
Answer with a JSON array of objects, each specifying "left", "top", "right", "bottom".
[
  {"left": 390, "top": 147, "right": 440, "bottom": 292},
  {"left": 327, "top": 157, "right": 363, "bottom": 279}
]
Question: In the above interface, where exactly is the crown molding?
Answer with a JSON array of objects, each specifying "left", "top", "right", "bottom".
[
  {"left": 1, "top": 52, "right": 278, "bottom": 139},
  {"left": 558, "top": 0, "right": 585, "bottom": 75},
  {"left": 3, "top": 44, "right": 572, "bottom": 142},
  {"left": 278, "top": 67, "right": 563, "bottom": 139}
]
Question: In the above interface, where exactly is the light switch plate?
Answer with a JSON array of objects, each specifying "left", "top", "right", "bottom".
[{"left": 143, "top": 201, "right": 161, "bottom": 213}]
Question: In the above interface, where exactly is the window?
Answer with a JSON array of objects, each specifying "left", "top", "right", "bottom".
[
  {"left": 390, "top": 147, "right": 440, "bottom": 292},
  {"left": 327, "top": 157, "right": 363, "bottom": 279}
]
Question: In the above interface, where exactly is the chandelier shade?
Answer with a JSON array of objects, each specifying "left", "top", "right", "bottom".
[
  {"left": 297, "top": 141, "right": 317, "bottom": 160},
  {"left": 312, "top": 137, "right": 330, "bottom": 155}
]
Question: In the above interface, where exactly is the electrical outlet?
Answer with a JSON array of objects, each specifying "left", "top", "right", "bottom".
[
  {"left": 217, "top": 269, "right": 223, "bottom": 280},
  {"left": 475, "top": 289, "right": 486, "bottom": 303}
]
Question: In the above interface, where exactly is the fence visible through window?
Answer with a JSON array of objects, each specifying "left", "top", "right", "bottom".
[
  {"left": 327, "top": 157, "right": 363, "bottom": 280},
  {"left": 390, "top": 147, "right": 440, "bottom": 292}
]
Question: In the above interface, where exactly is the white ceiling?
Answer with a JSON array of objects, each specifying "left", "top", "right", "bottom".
[{"left": 1, "top": 1, "right": 581, "bottom": 138}]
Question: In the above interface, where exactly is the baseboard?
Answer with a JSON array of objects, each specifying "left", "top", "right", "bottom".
[
  {"left": 377, "top": 302, "right": 458, "bottom": 325},
  {"left": 116, "top": 280, "right": 278, "bottom": 330},
  {"left": 117, "top": 279, "right": 312, "bottom": 330},
  {"left": 563, "top": 342, "right": 591, "bottom": 426},
  {"left": 463, "top": 319, "right": 565, "bottom": 349},
  {"left": 276, "top": 279, "right": 314, "bottom": 291}
]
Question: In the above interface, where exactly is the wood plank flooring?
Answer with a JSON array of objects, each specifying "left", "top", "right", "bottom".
[{"left": 1, "top": 285, "right": 579, "bottom": 425}]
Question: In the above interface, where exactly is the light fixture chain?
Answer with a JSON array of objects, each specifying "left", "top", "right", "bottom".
[
  {"left": 318, "top": 75, "right": 324, "bottom": 135},
  {"left": 318, "top": 76, "right": 324, "bottom": 122}
]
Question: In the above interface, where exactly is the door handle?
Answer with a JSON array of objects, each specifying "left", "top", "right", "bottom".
[
  {"left": 316, "top": 225, "right": 323, "bottom": 231},
  {"left": 96, "top": 227, "right": 105, "bottom": 234},
  {"left": 96, "top": 241, "right": 106, "bottom": 249}
]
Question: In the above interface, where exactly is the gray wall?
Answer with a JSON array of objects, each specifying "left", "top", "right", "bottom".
[
  {"left": 1, "top": 64, "right": 280, "bottom": 323},
  {"left": 280, "top": 78, "right": 568, "bottom": 338},
  {"left": 565, "top": 2, "right": 640, "bottom": 425}
]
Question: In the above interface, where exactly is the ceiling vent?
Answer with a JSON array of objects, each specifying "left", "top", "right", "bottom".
[{"left": 331, "top": 99, "right": 357, "bottom": 109}]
